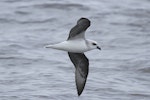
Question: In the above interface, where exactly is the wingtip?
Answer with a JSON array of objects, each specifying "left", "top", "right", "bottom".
[
  {"left": 77, "top": 91, "right": 82, "bottom": 96},
  {"left": 76, "top": 77, "right": 86, "bottom": 96},
  {"left": 77, "top": 17, "right": 90, "bottom": 26},
  {"left": 79, "top": 17, "right": 90, "bottom": 21}
]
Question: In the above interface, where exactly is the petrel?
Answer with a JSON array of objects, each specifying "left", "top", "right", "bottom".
[{"left": 45, "top": 18, "right": 101, "bottom": 96}]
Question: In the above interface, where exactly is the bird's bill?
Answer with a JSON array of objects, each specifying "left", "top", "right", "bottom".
[{"left": 97, "top": 46, "right": 101, "bottom": 50}]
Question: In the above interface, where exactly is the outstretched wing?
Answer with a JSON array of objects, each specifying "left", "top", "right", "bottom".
[
  {"left": 67, "top": 18, "right": 90, "bottom": 40},
  {"left": 68, "top": 52, "right": 89, "bottom": 96}
]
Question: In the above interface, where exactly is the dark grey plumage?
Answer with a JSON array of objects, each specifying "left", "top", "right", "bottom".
[
  {"left": 68, "top": 52, "right": 89, "bottom": 96},
  {"left": 67, "top": 18, "right": 90, "bottom": 40},
  {"left": 67, "top": 18, "right": 90, "bottom": 96}
]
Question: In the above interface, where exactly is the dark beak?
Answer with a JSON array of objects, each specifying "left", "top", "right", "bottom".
[{"left": 97, "top": 46, "right": 101, "bottom": 50}]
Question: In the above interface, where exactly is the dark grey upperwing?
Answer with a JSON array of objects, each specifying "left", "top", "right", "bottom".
[
  {"left": 68, "top": 52, "right": 89, "bottom": 96},
  {"left": 67, "top": 18, "right": 90, "bottom": 40}
]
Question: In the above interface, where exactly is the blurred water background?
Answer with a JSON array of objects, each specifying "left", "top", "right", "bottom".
[{"left": 0, "top": 0, "right": 150, "bottom": 100}]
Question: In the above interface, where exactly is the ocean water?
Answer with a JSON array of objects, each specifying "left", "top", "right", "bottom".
[{"left": 0, "top": 0, "right": 150, "bottom": 100}]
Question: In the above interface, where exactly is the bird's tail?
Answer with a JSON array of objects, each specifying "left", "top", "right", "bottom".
[{"left": 45, "top": 44, "right": 53, "bottom": 48}]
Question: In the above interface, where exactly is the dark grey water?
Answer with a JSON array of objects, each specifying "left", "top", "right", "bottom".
[{"left": 0, "top": 0, "right": 150, "bottom": 100}]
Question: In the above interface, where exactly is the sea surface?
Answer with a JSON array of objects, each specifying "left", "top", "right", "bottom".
[{"left": 0, "top": 0, "right": 150, "bottom": 100}]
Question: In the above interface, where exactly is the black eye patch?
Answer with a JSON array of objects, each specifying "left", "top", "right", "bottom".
[{"left": 92, "top": 43, "right": 97, "bottom": 45}]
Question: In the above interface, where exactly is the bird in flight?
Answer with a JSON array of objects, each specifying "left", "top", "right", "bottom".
[{"left": 45, "top": 18, "right": 101, "bottom": 96}]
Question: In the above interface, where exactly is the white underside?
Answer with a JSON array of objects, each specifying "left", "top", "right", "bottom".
[{"left": 45, "top": 39, "right": 90, "bottom": 53}]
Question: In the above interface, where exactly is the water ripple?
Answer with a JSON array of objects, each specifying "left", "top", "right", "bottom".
[{"left": 33, "top": 3, "right": 90, "bottom": 10}]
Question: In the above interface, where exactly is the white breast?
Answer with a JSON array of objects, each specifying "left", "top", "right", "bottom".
[{"left": 49, "top": 40, "right": 89, "bottom": 53}]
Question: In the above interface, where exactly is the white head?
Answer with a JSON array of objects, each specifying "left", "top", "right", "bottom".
[{"left": 86, "top": 39, "right": 101, "bottom": 51}]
